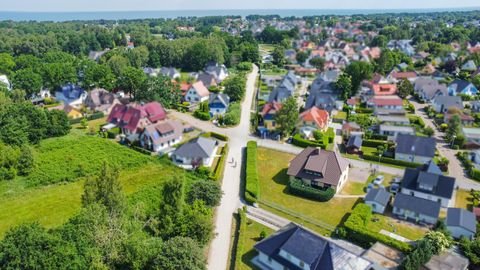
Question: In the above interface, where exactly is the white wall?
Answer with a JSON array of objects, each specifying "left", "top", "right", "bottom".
[
  {"left": 401, "top": 188, "right": 450, "bottom": 208},
  {"left": 395, "top": 153, "right": 432, "bottom": 164},
  {"left": 366, "top": 201, "right": 386, "bottom": 214},
  {"left": 447, "top": 226, "right": 475, "bottom": 240}
]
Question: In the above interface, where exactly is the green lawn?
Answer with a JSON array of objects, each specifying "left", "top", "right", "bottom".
[
  {"left": 340, "top": 181, "right": 366, "bottom": 195},
  {"left": 257, "top": 147, "right": 359, "bottom": 234},
  {"left": 455, "top": 189, "right": 472, "bottom": 210},
  {"left": 259, "top": 44, "right": 275, "bottom": 53},
  {"left": 72, "top": 116, "right": 107, "bottom": 133},
  {"left": 333, "top": 111, "right": 347, "bottom": 121},
  {"left": 236, "top": 219, "right": 274, "bottom": 270},
  {"left": 369, "top": 211, "right": 428, "bottom": 240}
]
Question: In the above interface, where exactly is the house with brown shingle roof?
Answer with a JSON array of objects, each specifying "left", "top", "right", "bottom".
[
  {"left": 297, "top": 107, "right": 330, "bottom": 139},
  {"left": 287, "top": 147, "right": 349, "bottom": 194},
  {"left": 139, "top": 119, "right": 184, "bottom": 153},
  {"left": 185, "top": 81, "right": 210, "bottom": 104},
  {"left": 84, "top": 88, "right": 120, "bottom": 115}
]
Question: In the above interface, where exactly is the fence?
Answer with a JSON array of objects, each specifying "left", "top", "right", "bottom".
[{"left": 258, "top": 199, "right": 336, "bottom": 232}]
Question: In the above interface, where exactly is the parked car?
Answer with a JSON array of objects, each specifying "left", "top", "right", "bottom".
[
  {"left": 373, "top": 175, "right": 384, "bottom": 185},
  {"left": 366, "top": 183, "right": 374, "bottom": 193},
  {"left": 390, "top": 183, "right": 400, "bottom": 194}
]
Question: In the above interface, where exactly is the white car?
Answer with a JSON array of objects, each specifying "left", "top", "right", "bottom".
[{"left": 373, "top": 175, "right": 384, "bottom": 185}]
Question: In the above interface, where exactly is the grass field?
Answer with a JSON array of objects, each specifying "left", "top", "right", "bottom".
[
  {"left": 257, "top": 147, "right": 359, "bottom": 232},
  {"left": 455, "top": 189, "right": 472, "bottom": 210},
  {"left": 236, "top": 219, "right": 273, "bottom": 270},
  {"left": 340, "top": 181, "right": 366, "bottom": 195}
]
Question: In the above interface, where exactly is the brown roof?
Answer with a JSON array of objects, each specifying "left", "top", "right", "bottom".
[
  {"left": 143, "top": 120, "right": 183, "bottom": 146},
  {"left": 261, "top": 102, "right": 282, "bottom": 116},
  {"left": 287, "top": 147, "right": 349, "bottom": 186},
  {"left": 191, "top": 81, "right": 210, "bottom": 97}
]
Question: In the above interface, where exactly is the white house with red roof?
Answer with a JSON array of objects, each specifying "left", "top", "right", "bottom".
[
  {"left": 185, "top": 81, "right": 210, "bottom": 104},
  {"left": 107, "top": 102, "right": 167, "bottom": 138}
]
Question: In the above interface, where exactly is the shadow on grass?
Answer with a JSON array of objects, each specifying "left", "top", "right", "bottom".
[
  {"left": 241, "top": 249, "right": 260, "bottom": 270},
  {"left": 272, "top": 168, "right": 289, "bottom": 185}
]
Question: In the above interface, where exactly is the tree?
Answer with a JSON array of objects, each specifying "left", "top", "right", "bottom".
[
  {"left": 460, "top": 237, "right": 480, "bottom": 266},
  {"left": 295, "top": 51, "right": 308, "bottom": 64},
  {"left": 370, "top": 35, "right": 388, "bottom": 48},
  {"left": 127, "top": 46, "right": 149, "bottom": 68},
  {"left": 137, "top": 75, "right": 181, "bottom": 108},
  {"left": 155, "top": 177, "right": 186, "bottom": 239},
  {"left": 12, "top": 68, "right": 43, "bottom": 98},
  {"left": 223, "top": 74, "right": 246, "bottom": 102},
  {"left": 16, "top": 145, "right": 34, "bottom": 176},
  {"left": 0, "top": 53, "right": 15, "bottom": 75},
  {"left": 345, "top": 61, "right": 374, "bottom": 95},
  {"left": 446, "top": 114, "right": 461, "bottom": 142},
  {"left": 423, "top": 126, "right": 435, "bottom": 137},
  {"left": 272, "top": 46, "right": 285, "bottom": 67},
  {"left": 82, "top": 162, "right": 125, "bottom": 215},
  {"left": 107, "top": 55, "right": 130, "bottom": 77},
  {"left": 424, "top": 231, "right": 452, "bottom": 254},
  {"left": 397, "top": 79, "right": 414, "bottom": 99},
  {"left": 42, "top": 62, "right": 77, "bottom": 90},
  {"left": 46, "top": 109, "right": 71, "bottom": 137},
  {"left": 83, "top": 63, "right": 116, "bottom": 90},
  {"left": 188, "top": 180, "right": 222, "bottom": 207},
  {"left": 149, "top": 237, "right": 206, "bottom": 270},
  {"left": 118, "top": 66, "right": 147, "bottom": 97},
  {"left": 335, "top": 73, "right": 352, "bottom": 100},
  {"left": 275, "top": 97, "right": 299, "bottom": 137},
  {"left": 309, "top": 57, "right": 325, "bottom": 71}
]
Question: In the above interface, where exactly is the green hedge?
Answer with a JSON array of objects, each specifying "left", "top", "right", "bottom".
[
  {"left": 193, "top": 110, "right": 211, "bottom": 121},
  {"left": 211, "top": 144, "right": 229, "bottom": 181},
  {"left": 292, "top": 134, "right": 325, "bottom": 149},
  {"left": 362, "top": 154, "right": 422, "bottom": 168},
  {"left": 362, "top": 139, "right": 387, "bottom": 148},
  {"left": 245, "top": 141, "right": 259, "bottom": 204},
  {"left": 130, "top": 145, "right": 152, "bottom": 156},
  {"left": 288, "top": 178, "right": 335, "bottom": 202},
  {"left": 370, "top": 134, "right": 388, "bottom": 140},
  {"left": 355, "top": 108, "right": 374, "bottom": 114},
  {"left": 344, "top": 204, "right": 412, "bottom": 253},
  {"left": 409, "top": 116, "right": 425, "bottom": 128},
  {"left": 69, "top": 111, "right": 105, "bottom": 124},
  {"left": 201, "top": 132, "right": 229, "bottom": 141},
  {"left": 234, "top": 208, "right": 248, "bottom": 269}
]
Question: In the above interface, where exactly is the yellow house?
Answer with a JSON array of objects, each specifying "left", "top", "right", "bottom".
[
  {"left": 260, "top": 102, "right": 282, "bottom": 131},
  {"left": 64, "top": 105, "right": 83, "bottom": 119}
]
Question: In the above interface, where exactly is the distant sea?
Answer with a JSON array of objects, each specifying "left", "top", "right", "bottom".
[{"left": 1, "top": 8, "right": 480, "bottom": 22}]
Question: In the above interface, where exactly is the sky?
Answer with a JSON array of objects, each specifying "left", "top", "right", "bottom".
[{"left": 1, "top": 0, "right": 480, "bottom": 12}]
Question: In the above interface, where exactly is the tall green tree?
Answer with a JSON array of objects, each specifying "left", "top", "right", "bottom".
[
  {"left": 0, "top": 53, "right": 15, "bottom": 75},
  {"left": 149, "top": 237, "right": 206, "bottom": 270},
  {"left": 83, "top": 63, "right": 116, "bottom": 90},
  {"left": 397, "top": 79, "right": 414, "bottom": 99},
  {"left": 345, "top": 61, "right": 374, "bottom": 95},
  {"left": 295, "top": 51, "right": 308, "bottom": 64},
  {"left": 275, "top": 97, "right": 299, "bottom": 137},
  {"left": 12, "top": 68, "right": 43, "bottom": 97},
  {"left": 137, "top": 75, "right": 181, "bottom": 108},
  {"left": 272, "top": 46, "right": 286, "bottom": 67},
  {"left": 309, "top": 57, "right": 326, "bottom": 71},
  {"left": 446, "top": 114, "right": 461, "bottom": 142},
  {"left": 335, "top": 73, "right": 352, "bottom": 100},
  {"left": 118, "top": 66, "right": 147, "bottom": 97},
  {"left": 223, "top": 74, "right": 246, "bottom": 102}
]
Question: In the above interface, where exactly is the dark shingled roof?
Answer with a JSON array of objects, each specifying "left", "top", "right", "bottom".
[
  {"left": 347, "top": 136, "right": 363, "bottom": 149},
  {"left": 173, "top": 137, "right": 217, "bottom": 159},
  {"left": 395, "top": 134, "right": 436, "bottom": 158},
  {"left": 393, "top": 193, "right": 441, "bottom": 218},
  {"left": 446, "top": 208, "right": 477, "bottom": 233},
  {"left": 365, "top": 188, "right": 391, "bottom": 207},
  {"left": 255, "top": 223, "right": 334, "bottom": 270},
  {"left": 401, "top": 163, "right": 455, "bottom": 199}
]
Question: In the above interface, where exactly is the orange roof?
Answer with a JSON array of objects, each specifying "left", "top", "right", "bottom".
[
  {"left": 299, "top": 107, "right": 329, "bottom": 129},
  {"left": 391, "top": 72, "right": 417, "bottom": 80},
  {"left": 261, "top": 102, "right": 282, "bottom": 116},
  {"left": 372, "top": 83, "right": 397, "bottom": 96}
]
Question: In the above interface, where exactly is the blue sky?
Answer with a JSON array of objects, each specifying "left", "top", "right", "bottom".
[{"left": 1, "top": 0, "right": 479, "bottom": 12}]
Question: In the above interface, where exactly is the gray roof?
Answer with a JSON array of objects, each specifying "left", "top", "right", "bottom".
[
  {"left": 255, "top": 223, "right": 334, "bottom": 270},
  {"left": 347, "top": 136, "right": 362, "bottom": 149},
  {"left": 393, "top": 193, "right": 441, "bottom": 218},
  {"left": 395, "top": 134, "right": 436, "bottom": 158},
  {"left": 401, "top": 164, "right": 455, "bottom": 199},
  {"left": 268, "top": 71, "right": 297, "bottom": 102},
  {"left": 160, "top": 67, "right": 179, "bottom": 78},
  {"left": 449, "top": 79, "right": 474, "bottom": 94},
  {"left": 414, "top": 77, "right": 448, "bottom": 100},
  {"left": 433, "top": 96, "right": 463, "bottom": 110},
  {"left": 173, "top": 137, "right": 217, "bottom": 159},
  {"left": 446, "top": 208, "right": 477, "bottom": 233},
  {"left": 365, "top": 188, "right": 391, "bottom": 207},
  {"left": 209, "top": 93, "right": 230, "bottom": 107},
  {"left": 305, "top": 92, "right": 336, "bottom": 113}
]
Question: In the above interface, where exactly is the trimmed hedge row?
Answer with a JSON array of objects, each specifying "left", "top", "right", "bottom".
[
  {"left": 362, "top": 154, "right": 422, "bottom": 168},
  {"left": 233, "top": 208, "right": 248, "bottom": 270},
  {"left": 370, "top": 134, "right": 388, "bottom": 140},
  {"left": 245, "top": 141, "right": 260, "bottom": 204},
  {"left": 344, "top": 204, "right": 412, "bottom": 253},
  {"left": 355, "top": 108, "right": 374, "bottom": 114},
  {"left": 211, "top": 144, "right": 229, "bottom": 181},
  {"left": 409, "top": 116, "right": 425, "bottom": 128},
  {"left": 362, "top": 139, "right": 387, "bottom": 148},
  {"left": 193, "top": 110, "right": 211, "bottom": 121},
  {"left": 69, "top": 112, "right": 105, "bottom": 124},
  {"left": 456, "top": 152, "right": 480, "bottom": 181},
  {"left": 292, "top": 134, "right": 325, "bottom": 149},
  {"left": 201, "top": 132, "right": 229, "bottom": 141},
  {"left": 288, "top": 178, "right": 335, "bottom": 202}
]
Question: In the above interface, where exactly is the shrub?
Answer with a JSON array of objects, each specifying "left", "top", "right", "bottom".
[
  {"left": 292, "top": 134, "right": 325, "bottom": 149},
  {"left": 369, "top": 134, "right": 388, "bottom": 140},
  {"left": 344, "top": 204, "right": 412, "bottom": 253},
  {"left": 362, "top": 139, "right": 387, "bottom": 148},
  {"left": 201, "top": 132, "right": 228, "bottom": 141},
  {"left": 287, "top": 178, "right": 335, "bottom": 202},
  {"left": 362, "top": 154, "right": 422, "bottom": 168},
  {"left": 234, "top": 208, "right": 248, "bottom": 268},
  {"left": 409, "top": 116, "right": 425, "bottom": 128},
  {"left": 237, "top": 62, "right": 253, "bottom": 71},
  {"left": 70, "top": 112, "right": 104, "bottom": 124},
  {"left": 355, "top": 108, "right": 374, "bottom": 114},
  {"left": 193, "top": 110, "right": 211, "bottom": 121},
  {"left": 245, "top": 141, "right": 259, "bottom": 204},
  {"left": 221, "top": 102, "right": 241, "bottom": 126},
  {"left": 211, "top": 144, "right": 228, "bottom": 181}
]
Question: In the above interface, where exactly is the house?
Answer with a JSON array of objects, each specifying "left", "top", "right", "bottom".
[
  {"left": 49, "top": 104, "right": 83, "bottom": 119},
  {"left": 204, "top": 62, "right": 229, "bottom": 83},
  {"left": 209, "top": 93, "right": 230, "bottom": 117},
  {"left": 160, "top": 67, "right": 180, "bottom": 80},
  {"left": 345, "top": 135, "right": 362, "bottom": 154},
  {"left": 362, "top": 243, "right": 404, "bottom": 270},
  {"left": 365, "top": 188, "right": 390, "bottom": 214},
  {"left": 305, "top": 92, "right": 336, "bottom": 113},
  {"left": 143, "top": 67, "right": 160, "bottom": 77},
  {"left": 470, "top": 100, "right": 480, "bottom": 112},
  {"left": 342, "top": 122, "right": 362, "bottom": 136},
  {"left": 393, "top": 192, "right": 441, "bottom": 224},
  {"left": 260, "top": 102, "right": 282, "bottom": 133},
  {"left": 400, "top": 161, "right": 455, "bottom": 208},
  {"left": 461, "top": 60, "right": 477, "bottom": 72},
  {"left": 378, "top": 115, "right": 410, "bottom": 126},
  {"left": 0, "top": 75, "right": 11, "bottom": 90},
  {"left": 432, "top": 96, "right": 463, "bottom": 113},
  {"left": 88, "top": 49, "right": 109, "bottom": 61},
  {"left": 395, "top": 134, "right": 436, "bottom": 164},
  {"left": 387, "top": 40, "right": 415, "bottom": 56},
  {"left": 253, "top": 223, "right": 373, "bottom": 270},
  {"left": 388, "top": 71, "right": 417, "bottom": 83},
  {"left": 379, "top": 125, "right": 415, "bottom": 140},
  {"left": 268, "top": 71, "right": 297, "bottom": 103},
  {"left": 414, "top": 77, "right": 448, "bottom": 103},
  {"left": 171, "top": 137, "right": 218, "bottom": 168},
  {"left": 185, "top": 81, "right": 210, "bottom": 104},
  {"left": 463, "top": 128, "right": 480, "bottom": 148},
  {"left": 444, "top": 112, "right": 474, "bottom": 126},
  {"left": 197, "top": 73, "right": 218, "bottom": 88},
  {"left": 55, "top": 84, "right": 87, "bottom": 106},
  {"left": 318, "top": 69, "right": 340, "bottom": 82},
  {"left": 371, "top": 84, "right": 397, "bottom": 96},
  {"left": 84, "top": 88, "right": 120, "bottom": 114},
  {"left": 297, "top": 107, "right": 329, "bottom": 138},
  {"left": 139, "top": 120, "right": 183, "bottom": 153},
  {"left": 446, "top": 208, "right": 477, "bottom": 239},
  {"left": 448, "top": 79, "right": 478, "bottom": 96},
  {"left": 423, "top": 251, "right": 469, "bottom": 270},
  {"left": 287, "top": 147, "right": 349, "bottom": 194},
  {"left": 107, "top": 102, "right": 167, "bottom": 136},
  {"left": 367, "top": 96, "right": 403, "bottom": 110}
]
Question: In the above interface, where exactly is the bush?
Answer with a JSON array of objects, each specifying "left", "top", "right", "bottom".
[
  {"left": 221, "top": 102, "right": 241, "bottom": 126},
  {"left": 245, "top": 141, "right": 259, "bottom": 204},
  {"left": 355, "top": 108, "right": 374, "bottom": 114},
  {"left": 470, "top": 168, "right": 480, "bottom": 181},
  {"left": 362, "top": 154, "right": 422, "bottom": 168},
  {"left": 234, "top": 208, "right": 248, "bottom": 268},
  {"left": 344, "top": 204, "right": 412, "bottom": 253},
  {"left": 237, "top": 62, "right": 252, "bottom": 71},
  {"left": 362, "top": 139, "right": 387, "bottom": 148},
  {"left": 193, "top": 110, "right": 211, "bottom": 121},
  {"left": 288, "top": 178, "right": 335, "bottom": 202},
  {"left": 409, "top": 116, "right": 425, "bottom": 128},
  {"left": 201, "top": 132, "right": 228, "bottom": 141},
  {"left": 292, "top": 134, "right": 325, "bottom": 149},
  {"left": 69, "top": 112, "right": 104, "bottom": 124},
  {"left": 211, "top": 144, "right": 228, "bottom": 181},
  {"left": 369, "top": 134, "right": 388, "bottom": 140}
]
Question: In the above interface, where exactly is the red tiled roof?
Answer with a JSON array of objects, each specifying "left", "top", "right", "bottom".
[
  {"left": 372, "top": 84, "right": 397, "bottom": 96},
  {"left": 299, "top": 107, "right": 329, "bottom": 130},
  {"left": 474, "top": 207, "right": 480, "bottom": 219},
  {"left": 347, "top": 98, "right": 359, "bottom": 106},
  {"left": 107, "top": 102, "right": 167, "bottom": 132},
  {"left": 371, "top": 96, "right": 403, "bottom": 106},
  {"left": 261, "top": 102, "right": 282, "bottom": 116},
  {"left": 391, "top": 72, "right": 417, "bottom": 80}
]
